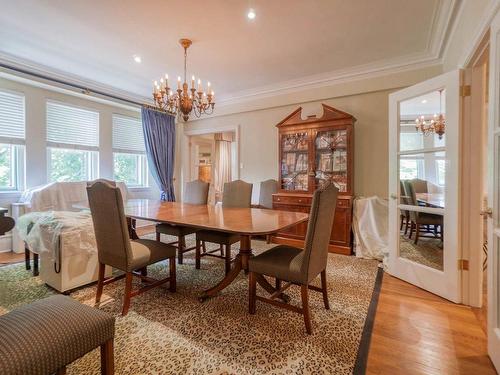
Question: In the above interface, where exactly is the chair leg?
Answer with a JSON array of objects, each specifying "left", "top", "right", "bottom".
[
  {"left": 122, "top": 272, "right": 133, "bottom": 316},
  {"left": 249, "top": 271, "right": 257, "bottom": 314},
  {"left": 409, "top": 222, "right": 414, "bottom": 239},
  {"left": 195, "top": 239, "right": 201, "bottom": 269},
  {"left": 220, "top": 244, "right": 224, "bottom": 257},
  {"left": 25, "top": 247, "right": 31, "bottom": 270},
  {"left": 96, "top": 262, "right": 105, "bottom": 304},
  {"left": 178, "top": 235, "right": 185, "bottom": 264},
  {"left": 202, "top": 241, "right": 207, "bottom": 253},
  {"left": 56, "top": 366, "right": 66, "bottom": 375},
  {"left": 33, "top": 253, "right": 39, "bottom": 276},
  {"left": 266, "top": 234, "right": 271, "bottom": 244},
  {"left": 225, "top": 244, "right": 231, "bottom": 275},
  {"left": 400, "top": 215, "right": 404, "bottom": 230},
  {"left": 169, "top": 256, "right": 176, "bottom": 292},
  {"left": 414, "top": 225, "right": 420, "bottom": 245},
  {"left": 140, "top": 266, "right": 147, "bottom": 277},
  {"left": 301, "top": 285, "right": 312, "bottom": 335},
  {"left": 320, "top": 270, "right": 330, "bottom": 310},
  {"left": 100, "top": 338, "right": 114, "bottom": 375},
  {"left": 405, "top": 219, "right": 410, "bottom": 235},
  {"left": 156, "top": 232, "right": 161, "bottom": 242},
  {"left": 275, "top": 278, "right": 281, "bottom": 290}
]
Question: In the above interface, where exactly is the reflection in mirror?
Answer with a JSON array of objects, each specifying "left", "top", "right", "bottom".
[
  {"left": 399, "top": 89, "right": 446, "bottom": 152},
  {"left": 398, "top": 208, "right": 444, "bottom": 271}
]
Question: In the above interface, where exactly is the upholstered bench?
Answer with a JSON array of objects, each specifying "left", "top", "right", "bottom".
[{"left": 0, "top": 295, "right": 115, "bottom": 375}]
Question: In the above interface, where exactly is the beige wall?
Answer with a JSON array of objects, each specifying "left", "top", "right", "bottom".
[{"left": 183, "top": 65, "right": 443, "bottom": 199}]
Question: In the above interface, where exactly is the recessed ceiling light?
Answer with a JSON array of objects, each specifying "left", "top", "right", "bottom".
[
  {"left": 247, "top": 8, "right": 256, "bottom": 20},
  {"left": 133, "top": 55, "right": 142, "bottom": 63},
  {"left": 421, "top": 99, "right": 427, "bottom": 104}
]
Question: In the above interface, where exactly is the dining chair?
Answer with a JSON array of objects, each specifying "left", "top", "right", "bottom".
[
  {"left": 156, "top": 179, "right": 209, "bottom": 264},
  {"left": 399, "top": 180, "right": 411, "bottom": 235},
  {"left": 87, "top": 181, "right": 177, "bottom": 316},
  {"left": 403, "top": 180, "right": 443, "bottom": 245},
  {"left": 195, "top": 180, "right": 253, "bottom": 274},
  {"left": 248, "top": 182, "right": 338, "bottom": 334},
  {"left": 410, "top": 178, "right": 428, "bottom": 194},
  {"left": 258, "top": 179, "right": 278, "bottom": 243},
  {"left": 258, "top": 179, "right": 278, "bottom": 209}
]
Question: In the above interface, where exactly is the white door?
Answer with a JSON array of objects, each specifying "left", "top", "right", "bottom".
[
  {"left": 487, "top": 10, "right": 500, "bottom": 371},
  {"left": 388, "top": 70, "right": 462, "bottom": 302}
]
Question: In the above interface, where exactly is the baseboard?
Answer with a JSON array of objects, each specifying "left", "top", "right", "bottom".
[{"left": 0, "top": 234, "right": 12, "bottom": 252}]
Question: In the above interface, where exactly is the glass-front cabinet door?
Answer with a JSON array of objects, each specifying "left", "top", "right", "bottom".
[
  {"left": 280, "top": 131, "right": 309, "bottom": 191},
  {"left": 314, "top": 129, "right": 348, "bottom": 193}
]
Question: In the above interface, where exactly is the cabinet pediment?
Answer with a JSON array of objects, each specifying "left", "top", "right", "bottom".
[{"left": 276, "top": 104, "right": 356, "bottom": 128}]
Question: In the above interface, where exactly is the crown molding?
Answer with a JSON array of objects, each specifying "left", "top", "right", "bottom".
[
  {"left": 0, "top": 51, "right": 151, "bottom": 108},
  {"left": 216, "top": 0, "right": 460, "bottom": 107}
]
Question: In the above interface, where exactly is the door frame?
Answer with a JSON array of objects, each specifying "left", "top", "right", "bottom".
[{"left": 388, "top": 69, "right": 462, "bottom": 303}]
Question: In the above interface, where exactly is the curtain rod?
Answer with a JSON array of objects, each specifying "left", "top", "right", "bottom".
[{"left": 0, "top": 62, "right": 147, "bottom": 108}]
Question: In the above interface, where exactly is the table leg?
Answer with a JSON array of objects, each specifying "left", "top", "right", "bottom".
[
  {"left": 199, "top": 235, "right": 252, "bottom": 302},
  {"left": 127, "top": 217, "right": 139, "bottom": 240}
]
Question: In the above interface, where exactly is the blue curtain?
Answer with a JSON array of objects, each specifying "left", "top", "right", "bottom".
[{"left": 141, "top": 107, "right": 176, "bottom": 201}]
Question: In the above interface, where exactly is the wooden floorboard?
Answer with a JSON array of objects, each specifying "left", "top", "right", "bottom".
[{"left": 366, "top": 274, "right": 496, "bottom": 375}]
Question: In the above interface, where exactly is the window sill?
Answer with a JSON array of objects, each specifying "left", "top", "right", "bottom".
[
  {"left": 128, "top": 186, "right": 152, "bottom": 193},
  {"left": 0, "top": 191, "right": 23, "bottom": 199}
]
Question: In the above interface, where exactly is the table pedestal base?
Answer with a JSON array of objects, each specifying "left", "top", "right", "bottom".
[{"left": 199, "top": 235, "right": 289, "bottom": 302}]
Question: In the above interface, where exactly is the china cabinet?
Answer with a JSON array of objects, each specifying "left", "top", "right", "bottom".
[{"left": 272, "top": 104, "right": 356, "bottom": 254}]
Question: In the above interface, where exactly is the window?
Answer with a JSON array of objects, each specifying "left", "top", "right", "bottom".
[
  {"left": 46, "top": 101, "right": 99, "bottom": 182},
  {"left": 112, "top": 115, "right": 148, "bottom": 187},
  {"left": 400, "top": 157, "right": 424, "bottom": 180},
  {"left": 0, "top": 89, "right": 25, "bottom": 191}
]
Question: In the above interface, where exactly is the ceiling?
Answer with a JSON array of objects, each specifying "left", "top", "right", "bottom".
[
  {"left": 0, "top": 0, "right": 457, "bottom": 103},
  {"left": 400, "top": 90, "right": 446, "bottom": 118}
]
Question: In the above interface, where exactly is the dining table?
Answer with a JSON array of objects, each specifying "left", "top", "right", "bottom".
[
  {"left": 416, "top": 193, "right": 445, "bottom": 209},
  {"left": 112, "top": 199, "right": 309, "bottom": 302}
]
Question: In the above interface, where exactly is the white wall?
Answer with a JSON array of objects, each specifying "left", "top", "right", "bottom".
[{"left": 0, "top": 76, "right": 161, "bottom": 210}]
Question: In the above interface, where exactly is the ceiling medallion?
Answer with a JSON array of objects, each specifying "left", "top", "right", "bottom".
[
  {"left": 415, "top": 89, "right": 446, "bottom": 139},
  {"left": 152, "top": 39, "right": 215, "bottom": 122}
]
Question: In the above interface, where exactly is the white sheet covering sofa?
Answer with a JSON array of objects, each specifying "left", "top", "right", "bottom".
[{"left": 12, "top": 182, "right": 128, "bottom": 292}]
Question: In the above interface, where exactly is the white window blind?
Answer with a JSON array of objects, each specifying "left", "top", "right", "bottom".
[
  {"left": 0, "top": 89, "right": 25, "bottom": 144},
  {"left": 47, "top": 101, "right": 99, "bottom": 150},
  {"left": 112, "top": 114, "right": 145, "bottom": 153}
]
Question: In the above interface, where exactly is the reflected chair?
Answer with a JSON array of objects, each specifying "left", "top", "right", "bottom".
[
  {"left": 195, "top": 180, "right": 253, "bottom": 274},
  {"left": 248, "top": 182, "right": 338, "bottom": 334},
  {"left": 258, "top": 179, "right": 278, "bottom": 243},
  {"left": 87, "top": 181, "right": 177, "bottom": 316},
  {"left": 410, "top": 178, "right": 428, "bottom": 194},
  {"left": 403, "top": 180, "right": 443, "bottom": 245},
  {"left": 156, "top": 180, "right": 209, "bottom": 264},
  {"left": 399, "top": 180, "right": 411, "bottom": 235}
]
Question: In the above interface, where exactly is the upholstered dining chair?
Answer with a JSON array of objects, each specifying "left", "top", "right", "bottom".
[
  {"left": 156, "top": 179, "right": 209, "bottom": 264},
  {"left": 258, "top": 179, "right": 278, "bottom": 209},
  {"left": 87, "top": 181, "right": 177, "bottom": 316},
  {"left": 248, "top": 182, "right": 338, "bottom": 334},
  {"left": 410, "top": 178, "right": 428, "bottom": 194},
  {"left": 258, "top": 179, "right": 278, "bottom": 243},
  {"left": 399, "top": 180, "right": 411, "bottom": 235},
  {"left": 403, "top": 180, "right": 443, "bottom": 245},
  {"left": 195, "top": 180, "right": 253, "bottom": 274}
]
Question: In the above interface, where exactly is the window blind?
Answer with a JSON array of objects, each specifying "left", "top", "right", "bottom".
[
  {"left": 112, "top": 114, "right": 145, "bottom": 153},
  {"left": 0, "top": 89, "right": 25, "bottom": 144},
  {"left": 46, "top": 101, "right": 99, "bottom": 150}
]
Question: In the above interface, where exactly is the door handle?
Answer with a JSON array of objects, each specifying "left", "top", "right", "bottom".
[
  {"left": 390, "top": 194, "right": 398, "bottom": 200},
  {"left": 480, "top": 208, "right": 493, "bottom": 218}
]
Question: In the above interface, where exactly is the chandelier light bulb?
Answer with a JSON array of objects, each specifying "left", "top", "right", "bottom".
[{"left": 247, "top": 8, "right": 256, "bottom": 19}]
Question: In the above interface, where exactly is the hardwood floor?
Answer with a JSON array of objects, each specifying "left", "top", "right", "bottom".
[
  {"left": 0, "top": 251, "right": 24, "bottom": 265},
  {"left": 367, "top": 274, "right": 496, "bottom": 374}
]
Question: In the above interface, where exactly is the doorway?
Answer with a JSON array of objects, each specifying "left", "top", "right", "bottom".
[{"left": 188, "top": 131, "right": 237, "bottom": 203}]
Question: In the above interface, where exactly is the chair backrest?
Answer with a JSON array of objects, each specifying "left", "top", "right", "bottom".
[
  {"left": 222, "top": 180, "right": 253, "bottom": 208},
  {"left": 403, "top": 180, "right": 419, "bottom": 221},
  {"left": 410, "top": 178, "right": 428, "bottom": 194},
  {"left": 86, "top": 181, "right": 132, "bottom": 271},
  {"left": 301, "top": 182, "right": 338, "bottom": 282},
  {"left": 259, "top": 179, "right": 278, "bottom": 209},
  {"left": 184, "top": 180, "right": 209, "bottom": 205},
  {"left": 86, "top": 179, "right": 116, "bottom": 187}
]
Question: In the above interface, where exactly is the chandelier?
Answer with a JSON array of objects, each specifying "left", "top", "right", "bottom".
[
  {"left": 152, "top": 39, "right": 215, "bottom": 122},
  {"left": 415, "top": 89, "right": 445, "bottom": 139}
]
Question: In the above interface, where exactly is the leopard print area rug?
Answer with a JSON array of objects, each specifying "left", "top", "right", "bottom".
[{"left": 0, "top": 234, "right": 380, "bottom": 374}]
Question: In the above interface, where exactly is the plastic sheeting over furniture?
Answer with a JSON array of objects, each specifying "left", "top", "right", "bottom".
[{"left": 352, "top": 196, "right": 388, "bottom": 264}]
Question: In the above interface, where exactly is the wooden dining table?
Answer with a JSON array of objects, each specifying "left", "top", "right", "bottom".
[
  {"left": 416, "top": 193, "right": 445, "bottom": 209},
  {"left": 119, "top": 199, "right": 309, "bottom": 302}
]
